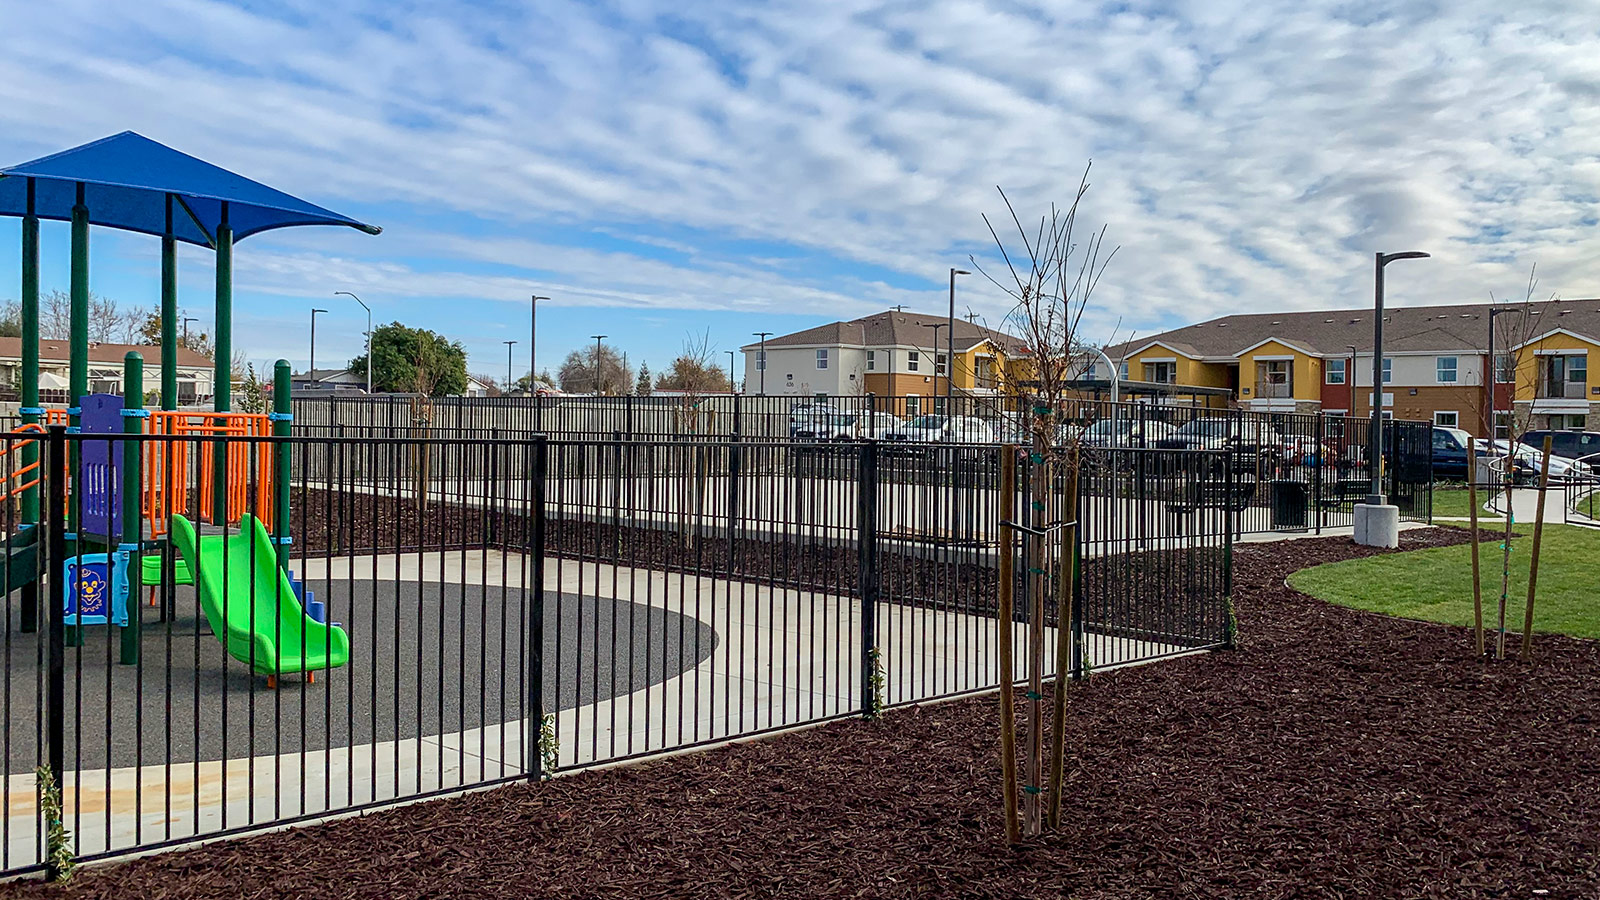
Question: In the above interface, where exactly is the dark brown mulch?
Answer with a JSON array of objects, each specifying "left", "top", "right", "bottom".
[{"left": 19, "top": 526, "right": 1600, "bottom": 899}]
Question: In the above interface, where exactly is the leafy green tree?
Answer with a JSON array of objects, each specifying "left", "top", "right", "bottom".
[{"left": 349, "top": 322, "right": 469, "bottom": 396}]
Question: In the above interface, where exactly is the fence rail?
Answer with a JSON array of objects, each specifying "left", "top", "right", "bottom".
[{"left": 2, "top": 427, "right": 1233, "bottom": 876}]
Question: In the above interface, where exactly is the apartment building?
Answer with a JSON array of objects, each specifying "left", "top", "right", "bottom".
[
  {"left": 740, "top": 310, "right": 1023, "bottom": 412},
  {"left": 1099, "top": 300, "right": 1600, "bottom": 437}
]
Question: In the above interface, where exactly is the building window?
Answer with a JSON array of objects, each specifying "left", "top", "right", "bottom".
[
  {"left": 1495, "top": 354, "right": 1514, "bottom": 383},
  {"left": 908, "top": 352, "right": 920, "bottom": 373},
  {"left": 1381, "top": 357, "right": 1392, "bottom": 384},
  {"left": 1494, "top": 412, "right": 1513, "bottom": 440},
  {"left": 1325, "top": 358, "right": 1346, "bottom": 385},
  {"left": 866, "top": 350, "right": 876, "bottom": 371},
  {"left": 1436, "top": 356, "right": 1458, "bottom": 384},
  {"left": 906, "top": 395, "right": 921, "bottom": 415},
  {"left": 1118, "top": 361, "right": 1129, "bottom": 380},
  {"left": 1434, "top": 410, "right": 1459, "bottom": 428},
  {"left": 816, "top": 349, "right": 828, "bottom": 370},
  {"left": 1381, "top": 410, "right": 1394, "bottom": 420},
  {"left": 1143, "top": 361, "right": 1176, "bottom": 384},
  {"left": 935, "top": 354, "right": 947, "bottom": 376},
  {"left": 756, "top": 350, "right": 766, "bottom": 372}
]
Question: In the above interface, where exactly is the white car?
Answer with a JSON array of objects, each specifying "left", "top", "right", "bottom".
[
  {"left": 1079, "top": 418, "right": 1178, "bottom": 449},
  {"left": 884, "top": 415, "right": 997, "bottom": 444},
  {"left": 1474, "top": 438, "right": 1593, "bottom": 481},
  {"left": 853, "top": 411, "right": 905, "bottom": 440}
]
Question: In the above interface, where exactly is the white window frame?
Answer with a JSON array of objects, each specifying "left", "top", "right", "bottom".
[
  {"left": 908, "top": 351, "right": 920, "bottom": 373},
  {"left": 816, "top": 349, "right": 828, "bottom": 370},
  {"left": 1435, "top": 356, "right": 1458, "bottom": 384},
  {"left": 755, "top": 350, "right": 766, "bottom": 371},
  {"left": 1494, "top": 353, "right": 1515, "bottom": 383},
  {"left": 1325, "top": 358, "right": 1346, "bottom": 385},
  {"left": 1381, "top": 357, "right": 1392, "bottom": 384},
  {"left": 1118, "top": 361, "right": 1129, "bottom": 380},
  {"left": 905, "top": 395, "right": 921, "bottom": 415},
  {"left": 1433, "top": 410, "right": 1459, "bottom": 428},
  {"left": 935, "top": 353, "right": 947, "bottom": 376},
  {"left": 866, "top": 350, "right": 876, "bottom": 371}
]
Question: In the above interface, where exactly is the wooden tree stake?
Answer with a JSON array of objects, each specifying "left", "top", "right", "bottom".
[
  {"left": 996, "top": 446, "right": 1021, "bottom": 845},
  {"left": 1046, "top": 446, "right": 1080, "bottom": 830},
  {"left": 1467, "top": 438, "right": 1483, "bottom": 656},
  {"left": 1521, "top": 435, "right": 1553, "bottom": 660}
]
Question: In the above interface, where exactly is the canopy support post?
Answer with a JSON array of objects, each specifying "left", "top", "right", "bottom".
[
  {"left": 273, "top": 360, "right": 291, "bottom": 571},
  {"left": 21, "top": 179, "right": 39, "bottom": 522},
  {"left": 161, "top": 194, "right": 177, "bottom": 412},
  {"left": 70, "top": 183, "right": 89, "bottom": 415},
  {"left": 211, "top": 202, "right": 232, "bottom": 526},
  {"left": 19, "top": 179, "right": 40, "bottom": 636}
]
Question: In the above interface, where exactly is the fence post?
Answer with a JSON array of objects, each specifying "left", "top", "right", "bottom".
[
  {"left": 1313, "top": 413, "right": 1324, "bottom": 535},
  {"left": 1223, "top": 448, "right": 1237, "bottom": 650},
  {"left": 529, "top": 435, "right": 548, "bottom": 781},
  {"left": 119, "top": 353, "right": 145, "bottom": 666},
  {"left": 43, "top": 424, "right": 67, "bottom": 881},
  {"left": 856, "top": 440, "right": 879, "bottom": 717}
]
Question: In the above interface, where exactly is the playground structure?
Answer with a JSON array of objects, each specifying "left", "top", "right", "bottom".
[{"left": 0, "top": 132, "right": 379, "bottom": 683}]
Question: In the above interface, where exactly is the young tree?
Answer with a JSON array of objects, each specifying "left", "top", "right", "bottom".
[
  {"left": 975, "top": 165, "right": 1117, "bottom": 842},
  {"left": 134, "top": 308, "right": 216, "bottom": 356},
  {"left": 348, "top": 322, "right": 468, "bottom": 396},
  {"left": 635, "top": 364, "right": 653, "bottom": 396},
  {"left": 556, "top": 344, "right": 630, "bottom": 394},
  {"left": 654, "top": 335, "right": 732, "bottom": 393}
]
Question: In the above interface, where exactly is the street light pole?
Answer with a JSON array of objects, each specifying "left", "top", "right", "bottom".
[
  {"left": 753, "top": 332, "right": 772, "bottom": 395},
  {"left": 1486, "top": 307, "right": 1514, "bottom": 442},
  {"left": 727, "top": 350, "right": 736, "bottom": 392},
  {"left": 181, "top": 316, "right": 199, "bottom": 348},
  {"left": 530, "top": 294, "right": 550, "bottom": 389},
  {"left": 1367, "top": 251, "right": 1430, "bottom": 505},
  {"left": 591, "top": 334, "right": 607, "bottom": 394},
  {"left": 334, "top": 291, "right": 371, "bottom": 393},
  {"left": 504, "top": 341, "right": 517, "bottom": 391},
  {"left": 923, "top": 322, "right": 948, "bottom": 409},
  {"left": 948, "top": 268, "right": 969, "bottom": 407},
  {"left": 309, "top": 308, "right": 328, "bottom": 390}
]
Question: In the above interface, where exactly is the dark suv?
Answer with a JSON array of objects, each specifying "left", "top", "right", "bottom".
[{"left": 1519, "top": 430, "right": 1600, "bottom": 463}]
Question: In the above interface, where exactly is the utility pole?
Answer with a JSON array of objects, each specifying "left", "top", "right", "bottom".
[
  {"left": 504, "top": 340, "right": 517, "bottom": 391},
  {"left": 948, "top": 268, "right": 969, "bottom": 407},
  {"left": 530, "top": 294, "right": 550, "bottom": 388},
  {"left": 309, "top": 307, "right": 327, "bottom": 389}
]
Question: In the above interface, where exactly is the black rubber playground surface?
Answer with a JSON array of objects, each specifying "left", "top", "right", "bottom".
[{"left": 0, "top": 582, "right": 717, "bottom": 770}]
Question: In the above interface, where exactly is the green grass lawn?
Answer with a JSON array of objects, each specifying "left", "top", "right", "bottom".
[
  {"left": 1429, "top": 485, "right": 1500, "bottom": 520},
  {"left": 1289, "top": 524, "right": 1600, "bottom": 639}
]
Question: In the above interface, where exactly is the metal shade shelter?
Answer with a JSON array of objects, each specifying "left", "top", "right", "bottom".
[{"left": 1, "top": 130, "right": 379, "bottom": 525}]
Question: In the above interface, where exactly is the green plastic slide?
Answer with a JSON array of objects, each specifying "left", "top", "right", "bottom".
[{"left": 168, "top": 513, "right": 350, "bottom": 677}]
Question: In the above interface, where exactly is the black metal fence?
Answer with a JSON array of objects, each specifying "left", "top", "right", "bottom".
[
  {"left": 292, "top": 392, "right": 1433, "bottom": 536},
  {"left": 1, "top": 427, "right": 1231, "bottom": 876}
]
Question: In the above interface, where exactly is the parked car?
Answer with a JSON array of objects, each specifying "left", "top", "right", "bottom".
[
  {"left": 883, "top": 415, "right": 997, "bottom": 444},
  {"left": 1473, "top": 438, "right": 1590, "bottom": 481},
  {"left": 1431, "top": 426, "right": 1472, "bottom": 480},
  {"left": 1079, "top": 417, "right": 1178, "bottom": 449},
  {"left": 1154, "top": 417, "right": 1283, "bottom": 464},
  {"left": 789, "top": 413, "right": 856, "bottom": 441},
  {"left": 853, "top": 411, "right": 905, "bottom": 440},
  {"left": 788, "top": 403, "right": 841, "bottom": 438},
  {"left": 1518, "top": 430, "right": 1600, "bottom": 464}
]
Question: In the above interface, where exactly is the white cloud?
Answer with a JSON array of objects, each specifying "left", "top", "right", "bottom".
[{"left": 2, "top": 0, "right": 1599, "bottom": 353}]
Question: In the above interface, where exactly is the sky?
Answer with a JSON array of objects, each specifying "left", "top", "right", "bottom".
[{"left": 1, "top": 0, "right": 1598, "bottom": 383}]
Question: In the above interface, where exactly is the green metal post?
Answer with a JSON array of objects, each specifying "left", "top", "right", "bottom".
[
  {"left": 19, "top": 179, "right": 40, "bottom": 635},
  {"left": 161, "top": 194, "right": 177, "bottom": 412},
  {"left": 69, "top": 183, "right": 89, "bottom": 420},
  {"left": 273, "top": 360, "right": 292, "bottom": 570},
  {"left": 211, "top": 203, "right": 232, "bottom": 526},
  {"left": 119, "top": 353, "right": 144, "bottom": 665},
  {"left": 20, "top": 179, "right": 39, "bottom": 524},
  {"left": 68, "top": 181, "right": 88, "bottom": 623}
]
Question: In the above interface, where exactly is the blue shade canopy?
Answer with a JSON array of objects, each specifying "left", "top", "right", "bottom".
[{"left": 0, "top": 131, "right": 380, "bottom": 248}]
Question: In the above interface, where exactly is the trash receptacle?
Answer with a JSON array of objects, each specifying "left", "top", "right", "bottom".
[{"left": 1269, "top": 480, "right": 1308, "bottom": 530}]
